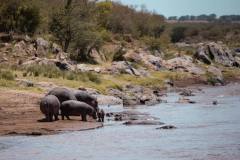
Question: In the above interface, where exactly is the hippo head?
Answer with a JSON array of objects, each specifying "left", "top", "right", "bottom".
[
  {"left": 91, "top": 100, "right": 98, "bottom": 110},
  {"left": 91, "top": 110, "right": 97, "bottom": 120}
]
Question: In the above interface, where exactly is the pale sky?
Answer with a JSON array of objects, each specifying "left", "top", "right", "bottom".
[{"left": 114, "top": 0, "right": 240, "bottom": 17}]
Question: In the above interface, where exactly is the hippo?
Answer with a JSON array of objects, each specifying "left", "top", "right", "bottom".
[
  {"left": 40, "top": 95, "right": 60, "bottom": 122},
  {"left": 61, "top": 100, "right": 97, "bottom": 121},
  {"left": 97, "top": 109, "right": 105, "bottom": 122},
  {"left": 74, "top": 91, "right": 99, "bottom": 112},
  {"left": 47, "top": 87, "right": 77, "bottom": 104}
]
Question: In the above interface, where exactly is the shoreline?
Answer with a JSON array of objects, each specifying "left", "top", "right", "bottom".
[{"left": 0, "top": 77, "right": 239, "bottom": 137}]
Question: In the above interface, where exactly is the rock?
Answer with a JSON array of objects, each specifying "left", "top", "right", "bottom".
[
  {"left": 195, "top": 42, "right": 240, "bottom": 67},
  {"left": 23, "top": 57, "right": 75, "bottom": 71},
  {"left": 35, "top": 37, "right": 50, "bottom": 56},
  {"left": 123, "top": 120, "right": 164, "bottom": 126},
  {"left": 140, "top": 52, "right": 163, "bottom": 70},
  {"left": 177, "top": 97, "right": 196, "bottom": 104},
  {"left": 235, "top": 48, "right": 240, "bottom": 53},
  {"left": 17, "top": 79, "right": 35, "bottom": 87},
  {"left": 111, "top": 61, "right": 141, "bottom": 76},
  {"left": 28, "top": 132, "right": 42, "bottom": 136},
  {"left": 52, "top": 43, "right": 62, "bottom": 54},
  {"left": 156, "top": 125, "right": 177, "bottom": 130},
  {"left": 107, "top": 110, "right": 158, "bottom": 122},
  {"left": 96, "top": 95, "right": 122, "bottom": 105},
  {"left": 36, "top": 37, "right": 49, "bottom": 50},
  {"left": 180, "top": 89, "right": 195, "bottom": 96},
  {"left": 213, "top": 100, "right": 218, "bottom": 105},
  {"left": 164, "top": 56, "right": 206, "bottom": 75},
  {"left": 123, "top": 49, "right": 142, "bottom": 62},
  {"left": 194, "top": 45, "right": 212, "bottom": 64},
  {"left": 0, "top": 57, "right": 8, "bottom": 63},
  {"left": 207, "top": 66, "right": 224, "bottom": 85},
  {"left": 77, "top": 64, "right": 104, "bottom": 73}
]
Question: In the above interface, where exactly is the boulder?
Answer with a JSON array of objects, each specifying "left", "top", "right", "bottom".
[
  {"left": 156, "top": 125, "right": 177, "bottom": 130},
  {"left": 52, "top": 43, "right": 62, "bottom": 54},
  {"left": 110, "top": 61, "right": 141, "bottom": 76},
  {"left": 22, "top": 57, "right": 75, "bottom": 71},
  {"left": 207, "top": 66, "right": 224, "bottom": 85},
  {"left": 76, "top": 64, "right": 104, "bottom": 73},
  {"left": 180, "top": 89, "right": 195, "bottom": 96},
  {"left": 35, "top": 37, "right": 50, "bottom": 56},
  {"left": 35, "top": 37, "right": 49, "bottom": 50},
  {"left": 164, "top": 56, "right": 206, "bottom": 75},
  {"left": 212, "top": 100, "right": 218, "bottom": 105},
  {"left": 194, "top": 42, "right": 240, "bottom": 67},
  {"left": 177, "top": 97, "right": 196, "bottom": 104},
  {"left": 96, "top": 95, "right": 123, "bottom": 105},
  {"left": 107, "top": 110, "right": 159, "bottom": 122},
  {"left": 140, "top": 52, "right": 163, "bottom": 70}
]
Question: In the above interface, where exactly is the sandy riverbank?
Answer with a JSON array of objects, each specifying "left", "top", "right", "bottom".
[{"left": 0, "top": 89, "right": 103, "bottom": 136}]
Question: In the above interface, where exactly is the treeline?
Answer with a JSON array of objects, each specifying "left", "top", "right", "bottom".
[
  {"left": 0, "top": 0, "right": 166, "bottom": 62},
  {"left": 168, "top": 14, "right": 240, "bottom": 23}
]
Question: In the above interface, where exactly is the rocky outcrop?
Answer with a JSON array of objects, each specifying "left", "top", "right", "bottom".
[
  {"left": 110, "top": 61, "right": 141, "bottom": 76},
  {"left": 108, "top": 85, "right": 163, "bottom": 106},
  {"left": 124, "top": 48, "right": 164, "bottom": 71},
  {"left": 22, "top": 57, "right": 75, "bottom": 71},
  {"left": 164, "top": 56, "right": 206, "bottom": 75},
  {"left": 207, "top": 66, "right": 224, "bottom": 85},
  {"left": 194, "top": 42, "right": 240, "bottom": 67}
]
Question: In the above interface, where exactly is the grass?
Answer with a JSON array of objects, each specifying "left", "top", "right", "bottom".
[
  {"left": 2, "top": 63, "right": 234, "bottom": 95},
  {"left": 0, "top": 64, "right": 188, "bottom": 94}
]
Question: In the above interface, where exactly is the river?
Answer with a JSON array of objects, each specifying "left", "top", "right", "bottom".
[{"left": 0, "top": 84, "right": 240, "bottom": 160}]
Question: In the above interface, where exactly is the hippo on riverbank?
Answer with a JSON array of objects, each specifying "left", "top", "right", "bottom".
[
  {"left": 74, "top": 91, "right": 99, "bottom": 112},
  {"left": 61, "top": 100, "right": 97, "bottom": 121},
  {"left": 47, "top": 87, "right": 77, "bottom": 104},
  {"left": 40, "top": 95, "right": 60, "bottom": 122},
  {"left": 97, "top": 109, "right": 105, "bottom": 122}
]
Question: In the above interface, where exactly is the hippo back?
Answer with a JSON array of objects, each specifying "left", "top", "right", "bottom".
[
  {"left": 74, "top": 91, "right": 98, "bottom": 111},
  {"left": 47, "top": 87, "right": 76, "bottom": 104},
  {"left": 61, "top": 100, "right": 96, "bottom": 119},
  {"left": 40, "top": 95, "right": 60, "bottom": 114}
]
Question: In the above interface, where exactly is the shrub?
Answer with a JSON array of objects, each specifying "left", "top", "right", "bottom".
[
  {"left": 86, "top": 72, "right": 101, "bottom": 84},
  {"left": 0, "top": 70, "right": 15, "bottom": 80},
  {"left": 143, "top": 37, "right": 161, "bottom": 52},
  {"left": 171, "top": 26, "right": 186, "bottom": 43},
  {"left": 0, "top": 0, "right": 40, "bottom": 33}
]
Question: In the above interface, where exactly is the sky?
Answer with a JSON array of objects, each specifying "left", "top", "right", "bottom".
[{"left": 114, "top": 0, "right": 240, "bottom": 17}]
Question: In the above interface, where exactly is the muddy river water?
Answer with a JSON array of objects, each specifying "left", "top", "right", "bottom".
[{"left": 0, "top": 84, "right": 240, "bottom": 160}]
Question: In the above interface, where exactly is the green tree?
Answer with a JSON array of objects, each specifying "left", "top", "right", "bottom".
[
  {"left": 171, "top": 26, "right": 186, "bottom": 43},
  {"left": 49, "top": 0, "right": 77, "bottom": 52},
  {"left": 0, "top": 0, "right": 40, "bottom": 33}
]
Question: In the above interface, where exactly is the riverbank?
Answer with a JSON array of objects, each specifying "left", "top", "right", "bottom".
[
  {"left": 1, "top": 83, "right": 240, "bottom": 160},
  {"left": 0, "top": 77, "right": 239, "bottom": 136},
  {"left": 0, "top": 89, "right": 103, "bottom": 136}
]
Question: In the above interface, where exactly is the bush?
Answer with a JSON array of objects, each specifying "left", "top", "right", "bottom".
[
  {"left": 143, "top": 37, "right": 161, "bottom": 52},
  {"left": 0, "top": 0, "right": 40, "bottom": 33},
  {"left": 86, "top": 72, "right": 101, "bottom": 84},
  {"left": 0, "top": 70, "right": 15, "bottom": 80},
  {"left": 171, "top": 26, "right": 187, "bottom": 43}
]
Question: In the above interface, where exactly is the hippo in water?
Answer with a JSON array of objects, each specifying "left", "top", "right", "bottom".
[
  {"left": 74, "top": 91, "right": 99, "bottom": 112},
  {"left": 61, "top": 100, "right": 97, "bottom": 121},
  {"left": 40, "top": 95, "right": 60, "bottom": 122},
  {"left": 47, "top": 87, "right": 77, "bottom": 104},
  {"left": 97, "top": 109, "right": 105, "bottom": 122}
]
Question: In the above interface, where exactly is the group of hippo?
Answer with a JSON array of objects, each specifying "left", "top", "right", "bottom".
[{"left": 40, "top": 87, "right": 105, "bottom": 122}]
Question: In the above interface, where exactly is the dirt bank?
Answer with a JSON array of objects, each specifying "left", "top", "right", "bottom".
[{"left": 0, "top": 89, "right": 103, "bottom": 136}]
